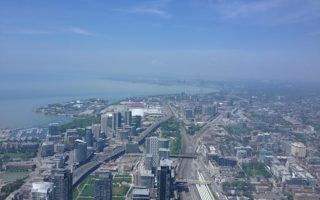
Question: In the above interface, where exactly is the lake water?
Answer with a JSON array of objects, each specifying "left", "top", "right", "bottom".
[{"left": 0, "top": 76, "right": 214, "bottom": 129}]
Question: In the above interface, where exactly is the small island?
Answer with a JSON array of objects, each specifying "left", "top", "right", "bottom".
[{"left": 34, "top": 98, "right": 108, "bottom": 117}]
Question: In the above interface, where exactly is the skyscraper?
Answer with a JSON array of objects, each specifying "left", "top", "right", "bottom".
[
  {"left": 85, "top": 126, "right": 94, "bottom": 147},
  {"left": 146, "top": 137, "right": 159, "bottom": 168},
  {"left": 157, "top": 159, "right": 174, "bottom": 200},
  {"left": 133, "top": 115, "right": 142, "bottom": 128},
  {"left": 74, "top": 139, "right": 87, "bottom": 165},
  {"left": 92, "top": 124, "right": 101, "bottom": 141},
  {"left": 112, "top": 112, "right": 122, "bottom": 131},
  {"left": 94, "top": 171, "right": 112, "bottom": 200},
  {"left": 101, "top": 114, "right": 110, "bottom": 138},
  {"left": 41, "top": 141, "right": 54, "bottom": 157},
  {"left": 48, "top": 123, "right": 60, "bottom": 136},
  {"left": 52, "top": 169, "right": 73, "bottom": 200},
  {"left": 124, "top": 110, "right": 132, "bottom": 126}
]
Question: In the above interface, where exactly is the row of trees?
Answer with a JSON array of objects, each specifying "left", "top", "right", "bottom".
[
  {"left": 0, "top": 177, "right": 26, "bottom": 200},
  {"left": 161, "top": 118, "right": 182, "bottom": 154}
]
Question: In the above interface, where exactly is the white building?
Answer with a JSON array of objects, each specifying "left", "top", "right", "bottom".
[
  {"left": 146, "top": 137, "right": 159, "bottom": 168},
  {"left": 291, "top": 142, "right": 307, "bottom": 158},
  {"left": 101, "top": 114, "right": 110, "bottom": 138},
  {"left": 92, "top": 124, "right": 101, "bottom": 141},
  {"left": 30, "top": 182, "right": 54, "bottom": 200}
]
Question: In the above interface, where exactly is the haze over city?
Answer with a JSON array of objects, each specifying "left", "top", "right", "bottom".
[{"left": 1, "top": 1, "right": 320, "bottom": 200}]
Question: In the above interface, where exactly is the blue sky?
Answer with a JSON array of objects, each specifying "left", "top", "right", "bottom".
[{"left": 0, "top": 0, "right": 320, "bottom": 81}]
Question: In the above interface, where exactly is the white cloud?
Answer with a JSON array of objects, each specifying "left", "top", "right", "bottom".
[
  {"left": 207, "top": 0, "right": 320, "bottom": 25},
  {"left": 68, "top": 27, "right": 95, "bottom": 36},
  {"left": 0, "top": 28, "right": 54, "bottom": 35},
  {"left": 127, "top": 7, "right": 170, "bottom": 18},
  {"left": 116, "top": 0, "right": 171, "bottom": 19},
  {"left": 217, "top": 0, "right": 280, "bottom": 19},
  {"left": 0, "top": 27, "right": 95, "bottom": 36}
]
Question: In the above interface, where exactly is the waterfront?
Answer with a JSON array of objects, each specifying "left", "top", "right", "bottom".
[{"left": 0, "top": 76, "right": 216, "bottom": 129}]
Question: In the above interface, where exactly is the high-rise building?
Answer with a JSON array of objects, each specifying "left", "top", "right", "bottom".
[
  {"left": 101, "top": 114, "right": 111, "bottom": 138},
  {"left": 52, "top": 169, "right": 73, "bottom": 200},
  {"left": 74, "top": 139, "right": 87, "bottom": 165},
  {"left": 118, "top": 128, "right": 130, "bottom": 141},
  {"left": 138, "top": 170, "right": 154, "bottom": 191},
  {"left": 49, "top": 123, "right": 60, "bottom": 135},
  {"left": 41, "top": 142, "right": 54, "bottom": 157},
  {"left": 124, "top": 110, "right": 132, "bottom": 126},
  {"left": 30, "top": 182, "right": 54, "bottom": 200},
  {"left": 54, "top": 143, "right": 65, "bottom": 154},
  {"left": 157, "top": 159, "right": 174, "bottom": 200},
  {"left": 112, "top": 112, "right": 122, "bottom": 131},
  {"left": 146, "top": 137, "right": 159, "bottom": 168},
  {"left": 123, "top": 125, "right": 136, "bottom": 137},
  {"left": 201, "top": 104, "right": 218, "bottom": 116},
  {"left": 85, "top": 126, "right": 94, "bottom": 147},
  {"left": 92, "top": 124, "right": 101, "bottom": 141},
  {"left": 96, "top": 138, "right": 106, "bottom": 153},
  {"left": 133, "top": 116, "right": 142, "bottom": 128},
  {"left": 94, "top": 171, "right": 112, "bottom": 200},
  {"left": 144, "top": 154, "right": 153, "bottom": 171},
  {"left": 184, "top": 108, "right": 193, "bottom": 120},
  {"left": 65, "top": 129, "right": 77, "bottom": 144}
]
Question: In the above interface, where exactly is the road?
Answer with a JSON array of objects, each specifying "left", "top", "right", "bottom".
[
  {"left": 170, "top": 103, "right": 226, "bottom": 200},
  {"left": 73, "top": 114, "right": 173, "bottom": 186},
  {"left": 135, "top": 114, "right": 173, "bottom": 144}
]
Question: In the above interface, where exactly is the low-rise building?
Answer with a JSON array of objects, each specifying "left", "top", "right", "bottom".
[{"left": 30, "top": 182, "right": 54, "bottom": 200}]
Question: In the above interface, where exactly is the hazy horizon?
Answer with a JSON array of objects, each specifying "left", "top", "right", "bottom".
[{"left": 1, "top": 0, "right": 320, "bottom": 82}]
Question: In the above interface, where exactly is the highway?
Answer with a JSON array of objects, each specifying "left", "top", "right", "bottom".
[
  {"left": 72, "top": 114, "right": 173, "bottom": 187},
  {"left": 135, "top": 114, "right": 173, "bottom": 144},
  {"left": 73, "top": 146, "right": 125, "bottom": 186}
]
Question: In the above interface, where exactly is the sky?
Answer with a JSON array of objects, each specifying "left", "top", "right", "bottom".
[{"left": 0, "top": 0, "right": 320, "bottom": 82}]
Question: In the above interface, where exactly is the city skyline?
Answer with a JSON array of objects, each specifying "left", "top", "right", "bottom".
[{"left": 1, "top": 1, "right": 320, "bottom": 199}]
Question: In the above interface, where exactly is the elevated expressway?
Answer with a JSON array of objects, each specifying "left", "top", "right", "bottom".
[{"left": 72, "top": 114, "right": 173, "bottom": 187}]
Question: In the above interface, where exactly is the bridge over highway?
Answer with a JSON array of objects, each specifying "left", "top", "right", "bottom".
[
  {"left": 176, "top": 178, "right": 211, "bottom": 185},
  {"left": 170, "top": 153, "right": 197, "bottom": 159}
]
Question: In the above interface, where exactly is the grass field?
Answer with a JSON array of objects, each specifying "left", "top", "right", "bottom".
[
  {"left": 73, "top": 173, "right": 133, "bottom": 200},
  {"left": 242, "top": 162, "right": 271, "bottom": 179},
  {"left": 73, "top": 175, "right": 95, "bottom": 200}
]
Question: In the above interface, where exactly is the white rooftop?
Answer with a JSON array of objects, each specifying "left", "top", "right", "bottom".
[{"left": 31, "top": 182, "right": 54, "bottom": 194}]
